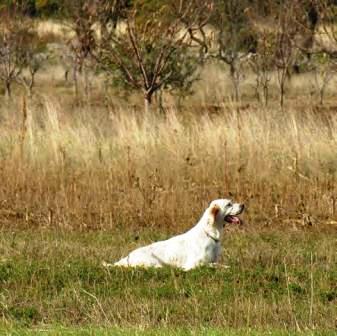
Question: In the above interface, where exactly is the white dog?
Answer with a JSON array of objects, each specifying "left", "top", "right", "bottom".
[{"left": 108, "top": 199, "right": 244, "bottom": 271}]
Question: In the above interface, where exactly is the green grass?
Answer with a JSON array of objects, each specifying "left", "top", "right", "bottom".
[
  {"left": 0, "top": 229, "right": 336, "bottom": 334},
  {"left": 1, "top": 326, "right": 336, "bottom": 336}
]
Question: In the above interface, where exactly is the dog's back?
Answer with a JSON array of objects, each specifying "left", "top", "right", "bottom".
[
  {"left": 114, "top": 232, "right": 190, "bottom": 268},
  {"left": 113, "top": 224, "right": 220, "bottom": 270}
]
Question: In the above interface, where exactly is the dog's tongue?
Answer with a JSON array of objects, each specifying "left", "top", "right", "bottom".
[{"left": 226, "top": 215, "right": 241, "bottom": 224}]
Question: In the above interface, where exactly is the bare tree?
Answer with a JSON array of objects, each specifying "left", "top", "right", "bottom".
[
  {"left": 16, "top": 52, "right": 48, "bottom": 97},
  {"left": 96, "top": 2, "right": 208, "bottom": 113},
  {"left": 93, "top": 0, "right": 129, "bottom": 38},
  {"left": 0, "top": 15, "right": 30, "bottom": 98},
  {"left": 272, "top": 1, "right": 297, "bottom": 109},
  {"left": 179, "top": 0, "right": 256, "bottom": 103},
  {"left": 271, "top": 0, "right": 318, "bottom": 109},
  {"left": 174, "top": 0, "right": 214, "bottom": 61},
  {"left": 64, "top": 0, "right": 97, "bottom": 98},
  {"left": 248, "top": 30, "right": 273, "bottom": 106},
  {"left": 0, "top": 4, "right": 45, "bottom": 98},
  {"left": 63, "top": 0, "right": 129, "bottom": 99},
  {"left": 212, "top": 0, "right": 257, "bottom": 103},
  {"left": 311, "top": 52, "right": 337, "bottom": 105},
  {"left": 313, "top": 0, "right": 337, "bottom": 57}
]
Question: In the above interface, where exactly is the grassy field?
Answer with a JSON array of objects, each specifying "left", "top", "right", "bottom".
[
  {"left": 0, "top": 19, "right": 337, "bottom": 334},
  {"left": 0, "top": 95, "right": 337, "bottom": 334},
  {"left": 1, "top": 98, "right": 337, "bottom": 231},
  {"left": 0, "top": 228, "right": 336, "bottom": 334},
  {"left": 3, "top": 328, "right": 337, "bottom": 336},
  {"left": 1, "top": 328, "right": 336, "bottom": 336}
]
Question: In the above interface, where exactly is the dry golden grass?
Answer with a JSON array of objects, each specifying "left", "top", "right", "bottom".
[
  {"left": 0, "top": 94, "right": 336, "bottom": 232},
  {"left": 36, "top": 20, "right": 75, "bottom": 40}
]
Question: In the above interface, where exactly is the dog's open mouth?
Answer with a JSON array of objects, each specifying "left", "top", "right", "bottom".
[{"left": 224, "top": 215, "right": 241, "bottom": 225}]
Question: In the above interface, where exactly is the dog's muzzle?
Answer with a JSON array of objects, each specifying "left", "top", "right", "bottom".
[{"left": 224, "top": 204, "right": 244, "bottom": 225}]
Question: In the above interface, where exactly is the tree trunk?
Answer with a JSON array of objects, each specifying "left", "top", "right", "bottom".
[
  {"left": 263, "top": 82, "right": 269, "bottom": 107},
  {"left": 84, "top": 67, "right": 90, "bottom": 100},
  {"left": 27, "top": 75, "right": 35, "bottom": 98},
  {"left": 144, "top": 92, "right": 153, "bottom": 114},
  {"left": 278, "top": 70, "right": 286, "bottom": 110},
  {"left": 319, "top": 87, "right": 324, "bottom": 106},
  {"left": 230, "top": 62, "right": 240, "bottom": 103},
  {"left": 5, "top": 81, "right": 11, "bottom": 99},
  {"left": 233, "top": 78, "right": 240, "bottom": 103},
  {"left": 280, "top": 81, "right": 285, "bottom": 109},
  {"left": 156, "top": 89, "right": 164, "bottom": 114},
  {"left": 73, "top": 66, "right": 79, "bottom": 99},
  {"left": 254, "top": 77, "right": 261, "bottom": 103},
  {"left": 64, "top": 69, "right": 69, "bottom": 82}
]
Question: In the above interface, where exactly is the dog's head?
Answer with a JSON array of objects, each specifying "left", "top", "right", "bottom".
[{"left": 205, "top": 199, "right": 245, "bottom": 240}]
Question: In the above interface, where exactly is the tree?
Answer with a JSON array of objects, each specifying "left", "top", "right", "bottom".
[
  {"left": 61, "top": 0, "right": 129, "bottom": 98},
  {"left": 174, "top": 0, "right": 213, "bottom": 61},
  {"left": 312, "top": 1, "right": 337, "bottom": 58},
  {"left": 179, "top": 0, "right": 256, "bottom": 103},
  {"left": 93, "top": 0, "right": 129, "bottom": 38},
  {"left": 60, "top": 0, "right": 96, "bottom": 98},
  {"left": 311, "top": 52, "right": 337, "bottom": 105},
  {"left": 273, "top": 1, "right": 320, "bottom": 109},
  {"left": 273, "top": 1, "right": 299, "bottom": 109},
  {"left": 96, "top": 1, "right": 209, "bottom": 113},
  {"left": 0, "top": 5, "right": 39, "bottom": 98},
  {"left": 211, "top": 0, "right": 257, "bottom": 103},
  {"left": 16, "top": 51, "right": 48, "bottom": 97},
  {"left": 248, "top": 30, "right": 273, "bottom": 106}
]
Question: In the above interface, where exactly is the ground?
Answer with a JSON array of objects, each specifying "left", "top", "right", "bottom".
[{"left": 0, "top": 228, "right": 336, "bottom": 335}]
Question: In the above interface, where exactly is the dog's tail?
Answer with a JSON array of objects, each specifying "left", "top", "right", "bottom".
[
  {"left": 102, "top": 255, "right": 130, "bottom": 268},
  {"left": 112, "top": 257, "right": 129, "bottom": 267},
  {"left": 102, "top": 261, "right": 113, "bottom": 267}
]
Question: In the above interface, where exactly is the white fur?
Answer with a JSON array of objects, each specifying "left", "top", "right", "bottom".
[{"left": 109, "top": 199, "right": 244, "bottom": 271}]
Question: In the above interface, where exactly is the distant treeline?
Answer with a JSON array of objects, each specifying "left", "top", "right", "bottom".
[{"left": 2, "top": 0, "right": 337, "bottom": 109}]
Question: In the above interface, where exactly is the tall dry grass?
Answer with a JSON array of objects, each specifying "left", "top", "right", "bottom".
[{"left": 0, "top": 96, "right": 336, "bottom": 232}]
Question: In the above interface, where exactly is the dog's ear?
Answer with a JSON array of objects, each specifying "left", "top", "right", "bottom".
[
  {"left": 209, "top": 204, "right": 220, "bottom": 220},
  {"left": 208, "top": 204, "right": 220, "bottom": 227},
  {"left": 205, "top": 204, "right": 221, "bottom": 240}
]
